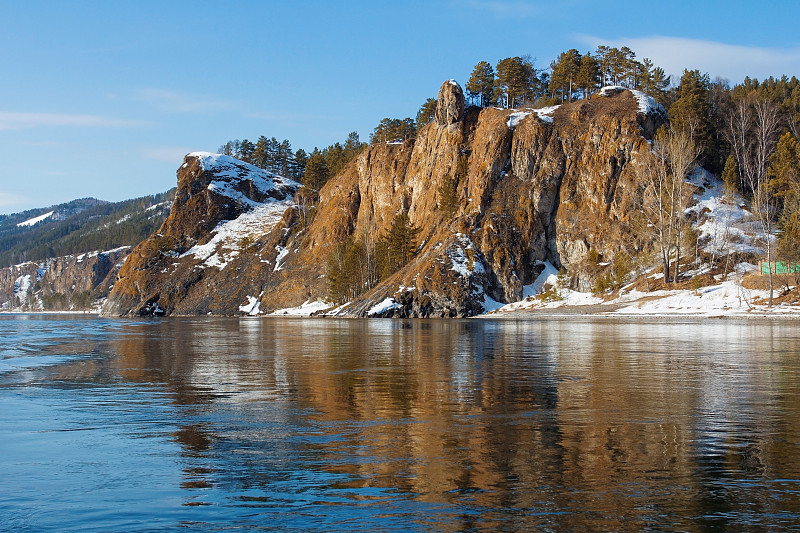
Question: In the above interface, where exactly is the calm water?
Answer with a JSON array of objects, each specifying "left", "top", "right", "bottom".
[{"left": 1, "top": 315, "right": 800, "bottom": 532}]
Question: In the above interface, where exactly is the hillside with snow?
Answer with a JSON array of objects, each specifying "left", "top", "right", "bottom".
[{"left": 0, "top": 191, "right": 174, "bottom": 268}]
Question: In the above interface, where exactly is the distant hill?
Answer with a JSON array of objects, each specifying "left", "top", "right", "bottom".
[{"left": 0, "top": 190, "right": 175, "bottom": 268}]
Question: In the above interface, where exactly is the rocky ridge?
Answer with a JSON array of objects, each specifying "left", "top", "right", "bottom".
[
  {"left": 102, "top": 83, "right": 667, "bottom": 317},
  {"left": 1, "top": 247, "right": 130, "bottom": 311}
]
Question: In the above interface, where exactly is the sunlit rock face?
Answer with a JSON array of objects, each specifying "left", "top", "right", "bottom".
[{"left": 104, "top": 85, "right": 665, "bottom": 317}]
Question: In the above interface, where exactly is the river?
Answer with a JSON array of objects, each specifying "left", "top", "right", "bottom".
[{"left": 1, "top": 314, "right": 799, "bottom": 531}]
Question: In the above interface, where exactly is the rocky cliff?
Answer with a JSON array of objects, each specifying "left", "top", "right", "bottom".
[
  {"left": 101, "top": 154, "right": 301, "bottom": 316},
  {"left": 102, "top": 83, "right": 666, "bottom": 317},
  {"left": 1, "top": 247, "right": 130, "bottom": 311}
]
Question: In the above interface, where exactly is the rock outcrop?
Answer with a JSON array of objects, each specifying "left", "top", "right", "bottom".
[
  {"left": 101, "top": 153, "right": 300, "bottom": 316},
  {"left": 1, "top": 247, "right": 130, "bottom": 311},
  {"left": 102, "top": 85, "right": 666, "bottom": 317},
  {"left": 435, "top": 80, "right": 465, "bottom": 125}
]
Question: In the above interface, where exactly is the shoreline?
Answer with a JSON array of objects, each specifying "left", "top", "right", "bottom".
[{"left": 3, "top": 307, "right": 799, "bottom": 321}]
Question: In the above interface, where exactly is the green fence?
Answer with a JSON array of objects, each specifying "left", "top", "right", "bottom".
[{"left": 761, "top": 261, "right": 800, "bottom": 275}]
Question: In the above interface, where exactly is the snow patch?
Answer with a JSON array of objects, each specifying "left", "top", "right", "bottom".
[
  {"left": 507, "top": 105, "right": 559, "bottom": 128},
  {"left": 598, "top": 86, "right": 665, "bottom": 116},
  {"left": 146, "top": 201, "right": 170, "bottom": 212},
  {"left": 449, "top": 233, "right": 484, "bottom": 277},
  {"left": 273, "top": 246, "right": 289, "bottom": 271},
  {"left": 611, "top": 279, "right": 777, "bottom": 316},
  {"left": 269, "top": 300, "right": 332, "bottom": 316},
  {"left": 14, "top": 274, "right": 32, "bottom": 301},
  {"left": 522, "top": 261, "right": 560, "bottom": 298},
  {"left": 238, "top": 295, "right": 261, "bottom": 316},
  {"left": 686, "top": 166, "right": 764, "bottom": 255},
  {"left": 181, "top": 200, "right": 292, "bottom": 269},
  {"left": 368, "top": 297, "right": 400, "bottom": 316},
  {"left": 17, "top": 211, "right": 54, "bottom": 227}
]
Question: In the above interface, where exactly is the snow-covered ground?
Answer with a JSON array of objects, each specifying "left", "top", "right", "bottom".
[
  {"left": 267, "top": 300, "right": 332, "bottom": 316},
  {"left": 686, "top": 166, "right": 764, "bottom": 255},
  {"left": 17, "top": 211, "right": 54, "bottom": 228},
  {"left": 180, "top": 198, "right": 293, "bottom": 270},
  {"left": 507, "top": 105, "right": 560, "bottom": 127},
  {"left": 486, "top": 272, "right": 797, "bottom": 317}
]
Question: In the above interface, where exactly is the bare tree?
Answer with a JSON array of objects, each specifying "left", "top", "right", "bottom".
[
  {"left": 745, "top": 99, "right": 781, "bottom": 305},
  {"left": 636, "top": 127, "right": 699, "bottom": 283},
  {"left": 724, "top": 98, "right": 753, "bottom": 193}
]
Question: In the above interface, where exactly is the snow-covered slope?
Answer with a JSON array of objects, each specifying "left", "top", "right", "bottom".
[
  {"left": 188, "top": 152, "right": 299, "bottom": 207},
  {"left": 16, "top": 211, "right": 54, "bottom": 228}
]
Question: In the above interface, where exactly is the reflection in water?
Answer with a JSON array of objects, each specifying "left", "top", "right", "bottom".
[{"left": 1, "top": 315, "right": 799, "bottom": 531}]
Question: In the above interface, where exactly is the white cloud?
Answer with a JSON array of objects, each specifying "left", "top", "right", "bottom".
[
  {"left": 577, "top": 35, "right": 800, "bottom": 84},
  {"left": 141, "top": 146, "right": 195, "bottom": 164},
  {"left": 0, "top": 112, "right": 146, "bottom": 131},
  {"left": 137, "top": 88, "right": 234, "bottom": 113}
]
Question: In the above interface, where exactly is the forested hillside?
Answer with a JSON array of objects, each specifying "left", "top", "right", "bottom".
[{"left": 0, "top": 190, "right": 175, "bottom": 267}]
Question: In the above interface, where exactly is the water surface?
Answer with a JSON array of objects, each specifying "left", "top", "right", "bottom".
[{"left": 1, "top": 315, "right": 799, "bottom": 531}]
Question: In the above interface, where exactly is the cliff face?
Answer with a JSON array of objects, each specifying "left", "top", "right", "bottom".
[
  {"left": 1, "top": 247, "right": 130, "bottom": 311},
  {"left": 102, "top": 83, "right": 665, "bottom": 317},
  {"left": 101, "top": 153, "right": 300, "bottom": 316}
]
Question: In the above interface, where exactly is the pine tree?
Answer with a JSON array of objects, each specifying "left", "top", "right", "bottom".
[
  {"left": 292, "top": 149, "right": 308, "bottom": 180},
  {"left": 344, "top": 131, "right": 363, "bottom": 156},
  {"left": 377, "top": 211, "right": 420, "bottom": 278},
  {"left": 239, "top": 139, "right": 255, "bottom": 164},
  {"left": 550, "top": 49, "right": 582, "bottom": 102},
  {"left": 767, "top": 132, "right": 800, "bottom": 202},
  {"left": 253, "top": 136, "right": 271, "bottom": 169},
  {"left": 721, "top": 154, "right": 740, "bottom": 195},
  {"left": 466, "top": 61, "right": 496, "bottom": 107},
  {"left": 416, "top": 98, "right": 437, "bottom": 131},
  {"left": 495, "top": 56, "right": 537, "bottom": 108},
  {"left": 267, "top": 137, "right": 280, "bottom": 172},
  {"left": 669, "top": 69, "right": 714, "bottom": 161},
  {"left": 575, "top": 53, "right": 600, "bottom": 99},
  {"left": 277, "top": 139, "right": 292, "bottom": 177},
  {"left": 303, "top": 148, "right": 330, "bottom": 190}
]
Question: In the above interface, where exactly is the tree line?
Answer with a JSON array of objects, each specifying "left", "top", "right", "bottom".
[
  {"left": 463, "top": 46, "right": 671, "bottom": 109},
  {"left": 218, "top": 132, "right": 366, "bottom": 192}
]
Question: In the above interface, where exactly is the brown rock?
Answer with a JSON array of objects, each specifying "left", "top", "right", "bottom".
[
  {"left": 101, "top": 87, "right": 666, "bottom": 317},
  {"left": 435, "top": 80, "right": 465, "bottom": 125}
]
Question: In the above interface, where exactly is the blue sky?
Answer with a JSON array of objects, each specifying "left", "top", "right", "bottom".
[{"left": 3, "top": 0, "right": 800, "bottom": 214}]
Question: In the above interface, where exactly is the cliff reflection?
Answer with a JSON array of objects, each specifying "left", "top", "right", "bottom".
[{"left": 105, "top": 317, "right": 800, "bottom": 530}]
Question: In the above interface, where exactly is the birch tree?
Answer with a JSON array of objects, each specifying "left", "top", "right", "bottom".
[{"left": 637, "top": 127, "right": 698, "bottom": 283}]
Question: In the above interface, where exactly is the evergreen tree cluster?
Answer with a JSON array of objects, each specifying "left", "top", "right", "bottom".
[
  {"left": 465, "top": 46, "right": 669, "bottom": 108},
  {"left": 218, "top": 137, "right": 307, "bottom": 181},
  {"left": 302, "top": 132, "right": 365, "bottom": 191},
  {"left": 370, "top": 117, "right": 417, "bottom": 144},
  {"left": 218, "top": 132, "right": 366, "bottom": 192},
  {"left": 327, "top": 211, "right": 420, "bottom": 303}
]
